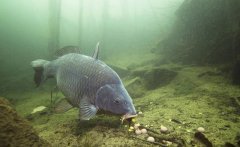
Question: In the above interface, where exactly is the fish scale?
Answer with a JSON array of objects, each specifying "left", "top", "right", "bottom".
[{"left": 54, "top": 53, "right": 121, "bottom": 109}]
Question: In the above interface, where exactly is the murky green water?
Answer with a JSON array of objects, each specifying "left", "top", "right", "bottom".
[{"left": 0, "top": 0, "right": 240, "bottom": 146}]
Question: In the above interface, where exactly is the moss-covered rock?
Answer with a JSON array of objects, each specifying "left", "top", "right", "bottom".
[
  {"left": 143, "top": 68, "right": 177, "bottom": 90},
  {"left": 108, "top": 64, "right": 129, "bottom": 78},
  {"left": 125, "top": 77, "right": 146, "bottom": 98},
  {"left": 154, "top": 0, "right": 240, "bottom": 65},
  {"left": 232, "top": 59, "right": 240, "bottom": 85},
  {"left": 132, "top": 67, "right": 177, "bottom": 90},
  {"left": 0, "top": 97, "right": 50, "bottom": 147}
]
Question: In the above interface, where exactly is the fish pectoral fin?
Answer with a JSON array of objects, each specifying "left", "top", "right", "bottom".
[
  {"left": 79, "top": 97, "right": 98, "bottom": 120},
  {"left": 53, "top": 98, "right": 73, "bottom": 113}
]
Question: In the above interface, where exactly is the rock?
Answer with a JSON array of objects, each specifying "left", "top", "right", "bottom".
[
  {"left": 232, "top": 59, "right": 240, "bottom": 85},
  {"left": 135, "top": 129, "right": 142, "bottom": 135},
  {"left": 108, "top": 64, "right": 129, "bottom": 78},
  {"left": 0, "top": 97, "right": 50, "bottom": 147},
  {"left": 141, "top": 128, "right": 147, "bottom": 134},
  {"left": 197, "top": 127, "right": 205, "bottom": 133},
  {"left": 143, "top": 68, "right": 177, "bottom": 90},
  {"left": 127, "top": 63, "right": 138, "bottom": 70},
  {"left": 160, "top": 125, "right": 168, "bottom": 133},
  {"left": 125, "top": 77, "right": 146, "bottom": 98},
  {"left": 134, "top": 123, "right": 140, "bottom": 130},
  {"left": 132, "top": 67, "right": 177, "bottom": 90},
  {"left": 31, "top": 106, "right": 47, "bottom": 114},
  {"left": 163, "top": 140, "right": 173, "bottom": 146},
  {"left": 147, "top": 136, "right": 155, "bottom": 142},
  {"left": 125, "top": 67, "right": 177, "bottom": 97}
]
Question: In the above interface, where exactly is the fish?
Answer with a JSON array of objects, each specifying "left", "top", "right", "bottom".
[
  {"left": 31, "top": 43, "right": 137, "bottom": 121},
  {"left": 54, "top": 46, "right": 81, "bottom": 57}
]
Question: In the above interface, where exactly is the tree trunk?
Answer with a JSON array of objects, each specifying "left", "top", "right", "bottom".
[
  {"left": 78, "top": 0, "right": 84, "bottom": 48},
  {"left": 101, "top": 0, "right": 109, "bottom": 50},
  {"left": 48, "top": 0, "right": 61, "bottom": 56}
]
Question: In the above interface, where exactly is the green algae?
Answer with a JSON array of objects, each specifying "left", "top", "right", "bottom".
[{"left": 0, "top": 97, "right": 50, "bottom": 147}]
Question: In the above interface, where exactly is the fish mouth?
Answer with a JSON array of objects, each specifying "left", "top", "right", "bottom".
[{"left": 121, "top": 114, "right": 138, "bottom": 123}]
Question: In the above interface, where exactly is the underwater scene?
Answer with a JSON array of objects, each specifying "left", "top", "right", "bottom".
[{"left": 1, "top": 0, "right": 240, "bottom": 146}]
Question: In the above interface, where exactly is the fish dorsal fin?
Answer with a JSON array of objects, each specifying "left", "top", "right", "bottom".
[
  {"left": 79, "top": 96, "right": 98, "bottom": 120},
  {"left": 53, "top": 98, "right": 73, "bottom": 113},
  {"left": 92, "top": 42, "right": 100, "bottom": 60}
]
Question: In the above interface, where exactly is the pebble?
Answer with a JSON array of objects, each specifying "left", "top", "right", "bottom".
[
  {"left": 31, "top": 106, "right": 47, "bottom": 114},
  {"left": 147, "top": 136, "right": 155, "bottom": 142},
  {"left": 138, "top": 111, "right": 143, "bottom": 115},
  {"left": 197, "top": 127, "right": 205, "bottom": 132},
  {"left": 163, "top": 140, "right": 173, "bottom": 146},
  {"left": 134, "top": 123, "right": 140, "bottom": 130},
  {"left": 141, "top": 128, "right": 147, "bottom": 134},
  {"left": 135, "top": 129, "right": 142, "bottom": 135},
  {"left": 160, "top": 125, "right": 168, "bottom": 133},
  {"left": 186, "top": 129, "right": 191, "bottom": 133}
]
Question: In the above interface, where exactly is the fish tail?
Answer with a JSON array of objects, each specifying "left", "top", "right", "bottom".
[{"left": 31, "top": 59, "right": 50, "bottom": 87}]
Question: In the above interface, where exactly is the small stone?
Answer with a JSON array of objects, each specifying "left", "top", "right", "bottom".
[
  {"left": 160, "top": 125, "right": 168, "bottom": 133},
  {"left": 138, "top": 111, "right": 143, "bottom": 115},
  {"left": 197, "top": 127, "right": 205, "bottom": 133},
  {"left": 186, "top": 129, "right": 191, "bottom": 133},
  {"left": 134, "top": 123, "right": 140, "bottom": 130},
  {"left": 163, "top": 140, "right": 173, "bottom": 145},
  {"left": 31, "top": 106, "right": 47, "bottom": 114},
  {"left": 141, "top": 128, "right": 147, "bottom": 134},
  {"left": 147, "top": 136, "right": 155, "bottom": 142},
  {"left": 135, "top": 129, "right": 142, "bottom": 135}
]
